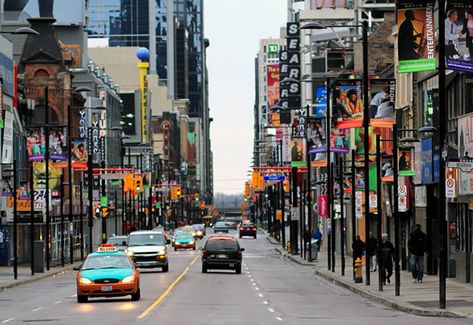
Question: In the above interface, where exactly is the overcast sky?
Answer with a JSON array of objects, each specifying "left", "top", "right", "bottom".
[{"left": 205, "top": 0, "right": 286, "bottom": 194}]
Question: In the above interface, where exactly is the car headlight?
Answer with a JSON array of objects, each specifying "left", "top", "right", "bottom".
[
  {"left": 157, "top": 254, "right": 167, "bottom": 259},
  {"left": 196, "top": 231, "right": 202, "bottom": 236},
  {"left": 125, "top": 250, "right": 134, "bottom": 257},
  {"left": 189, "top": 240, "right": 194, "bottom": 245},
  {"left": 79, "top": 277, "right": 92, "bottom": 285},
  {"left": 121, "top": 275, "right": 135, "bottom": 283}
]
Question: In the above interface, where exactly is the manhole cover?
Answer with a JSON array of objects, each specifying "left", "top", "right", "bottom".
[{"left": 408, "top": 299, "right": 470, "bottom": 308}]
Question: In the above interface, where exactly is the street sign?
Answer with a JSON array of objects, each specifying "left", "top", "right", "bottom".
[
  {"left": 101, "top": 173, "right": 124, "bottom": 180},
  {"left": 447, "top": 161, "right": 473, "bottom": 172},
  {"left": 100, "top": 196, "right": 108, "bottom": 208},
  {"left": 369, "top": 194, "right": 377, "bottom": 209},
  {"left": 399, "top": 195, "right": 407, "bottom": 212},
  {"left": 317, "top": 195, "right": 328, "bottom": 217},
  {"left": 355, "top": 191, "right": 362, "bottom": 218},
  {"left": 446, "top": 178, "right": 456, "bottom": 198},
  {"left": 290, "top": 207, "right": 299, "bottom": 221},
  {"left": 398, "top": 185, "right": 407, "bottom": 196},
  {"left": 263, "top": 175, "right": 286, "bottom": 182}
]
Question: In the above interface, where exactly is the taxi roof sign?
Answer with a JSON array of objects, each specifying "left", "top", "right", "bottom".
[{"left": 97, "top": 243, "right": 118, "bottom": 252}]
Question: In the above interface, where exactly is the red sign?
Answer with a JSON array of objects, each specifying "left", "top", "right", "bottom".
[
  {"left": 318, "top": 195, "right": 328, "bottom": 217},
  {"left": 266, "top": 64, "right": 280, "bottom": 107}
]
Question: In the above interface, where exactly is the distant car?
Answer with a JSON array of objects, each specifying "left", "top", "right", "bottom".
[
  {"left": 239, "top": 224, "right": 257, "bottom": 239},
  {"left": 224, "top": 218, "right": 238, "bottom": 230},
  {"left": 75, "top": 244, "right": 140, "bottom": 303},
  {"left": 192, "top": 224, "right": 205, "bottom": 239},
  {"left": 201, "top": 236, "right": 244, "bottom": 274},
  {"left": 107, "top": 236, "right": 128, "bottom": 251},
  {"left": 213, "top": 221, "right": 231, "bottom": 233},
  {"left": 173, "top": 232, "right": 196, "bottom": 251},
  {"left": 124, "top": 231, "right": 169, "bottom": 272}
]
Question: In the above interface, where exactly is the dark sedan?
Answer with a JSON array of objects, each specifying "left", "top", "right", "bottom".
[
  {"left": 239, "top": 224, "right": 257, "bottom": 239},
  {"left": 213, "top": 221, "right": 231, "bottom": 233}
]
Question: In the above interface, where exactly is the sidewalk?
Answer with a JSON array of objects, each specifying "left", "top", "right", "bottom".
[
  {"left": 264, "top": 229, "right": 473, "bottom": 318},
  {"left": 0, "top": 263, "right": 79, "bottom": 291}
]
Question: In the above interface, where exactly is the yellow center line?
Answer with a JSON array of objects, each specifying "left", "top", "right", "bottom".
[{"left": 137, "top": 255, "right": 199, "bottom": 319}]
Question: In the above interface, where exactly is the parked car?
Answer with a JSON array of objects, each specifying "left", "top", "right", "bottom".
[{"left": 201, "top": 236, "right": 244, "bottom": 274}]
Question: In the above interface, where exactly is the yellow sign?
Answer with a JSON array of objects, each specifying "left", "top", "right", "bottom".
[
  {"left": 276, "top": 209, "right": 282, "bottom": 220},
  {"left": 244, "top": 182, "right": 251, "bottom": 197},
  {"left": 138, "top": 61, "right": 150, "bottom": 143},
  {"left": 124, "top": 174, "right": 134, "bottom": 192}
]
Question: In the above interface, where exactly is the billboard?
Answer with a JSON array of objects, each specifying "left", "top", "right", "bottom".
[
  {"left": 333, "top": 79, "right": 363, "bottom": 129},
  {"left": 445, "top": 1, "right": 473, "bottom": 72},
  {"left": 27, "top": 128, "right": 67, "bottom": 161},
  {"left": 267, "top": 64, "right": 280, "bottom": 108},
  {"left": 397, "top": 0, "right": 436, "bottom": 73},
  {"left": 33, "top": 161, "right": 63, "bottom": 191}
]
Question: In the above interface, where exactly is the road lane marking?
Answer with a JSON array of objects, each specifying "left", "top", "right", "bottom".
[
  {"left": 32, "top": 307, "right": 43, "bottom": 312},
  {"left": 1, "top": 318, "right": 14, "bottom": 324},
  {"left": 54, "top": 301, "right": 62, "bottom": 305},
  {"left": 70, "top": 294, "right": 77, "bottom": 298},
  {"left": 263, "top": 301, "right": 268, "bottom": 305},
  {"left": 268, "top": 308, "right": 275, "bottom": 313},
  {"left": 255, "top": 287, "right": 260, "bottom": 291},
  {"left": 138, "top": 256, "right": 198, "bottom": 319},
  {"left": 276, "top": 317, "right": 283, "bottom": 321},
  {"left": 258, "top": 294, "right": 264, "bottom": 298}
]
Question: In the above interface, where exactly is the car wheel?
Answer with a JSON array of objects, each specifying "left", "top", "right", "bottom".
[
  {"left": 235, "top": 264, "right": 242, "bottom": 274},
  {"left": 162, "top": 264, "right": 169, "bottom": 272},
  {"left": 254, "top": 235, "right": 257, "bottom": 239},
  {"left": 174, "top": 247, "right": 177, "bottom": 251},
  {"left": 202, "top": 264, "right": 207, "bottom": 273},
  {"left": 131, "top": 288, "right": 141, "bottom": 301},
  {"left": 77, "top": 294, "right": 88, "bottom": 303},
  {"left": 193, "top": 246, "right": 196, "bottom": 250},
  {"left": 239, "top": 235, "right": 242, "bottom": 238}
]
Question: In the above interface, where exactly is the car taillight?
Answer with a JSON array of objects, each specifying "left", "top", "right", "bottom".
[
  {"left": 240, "top": 227, "right": 244, "bottom": 231},
  {"left": 252, "top": 228, "right": 257, "bottom": 231},
  {"left": 202, "top": 250, "right": 208, "bottom": 258}
]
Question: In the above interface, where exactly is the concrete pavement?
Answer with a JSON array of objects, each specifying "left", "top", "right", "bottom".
[{"left": 267, "top": 227, "right": 473, "bottom": 318}]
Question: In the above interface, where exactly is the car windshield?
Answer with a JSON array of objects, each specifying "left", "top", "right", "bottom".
[
  {"left": 214, "top": 222, "right": 227, "bottom": 227},
  {"left": 176, "top": 233, "right": 193, "bottom": 240},
  {"left": 82, "top": 255, "right": 133, "bottom": 270},
  {"left": 206, "top": 239, "right": 238, "bottom": 251},
  {"left": 107, "top": 237, "right": 126, "bottom": 245},
  {"left": 128, "top": 233, "right": 165, "bottom": 247}
]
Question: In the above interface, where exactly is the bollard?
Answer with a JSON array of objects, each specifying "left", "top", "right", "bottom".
[{"left": 354, "top": 257, "right": 363, "bottom": 283}]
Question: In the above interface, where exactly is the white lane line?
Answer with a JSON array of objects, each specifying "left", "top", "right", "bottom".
[
  {"left": 246, "top": 271, "right": 250, "bottom": 274},
  {"left": 268, "top": 308, "right": 275, "bottom": 313},
  {"left": 263, "top": 301, "right": 269, "bottom": 305},
  {"left": 1, "top": 318, "right": 14, "bottom": 324},
  {"left": 251, "top": 279, "right": 255, "bottom": 282},
  {"left": 32, "top": 307, "right": 43, "bottom": 312},
  {"left": 252, "top": 283, "right": 256, "bottom": 286},
  {"left": 258, "top": 293, "right": 264, "bottom": 298},
  {"left": 255, "top": 287, "right": 260, "bottom": 291},
  {"left": 276, "top": 317, "right": 283, "bottom": 321},
  {"left": 70, "top": 294, "right": 77, "bottom": 298},
  {"left": 54, "top": 301, "right": 62, "bottom": 305}
]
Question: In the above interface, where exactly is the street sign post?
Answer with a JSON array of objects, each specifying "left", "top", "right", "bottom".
[{"left": 446, "top": 178, "right": 456, "bottom": 198}]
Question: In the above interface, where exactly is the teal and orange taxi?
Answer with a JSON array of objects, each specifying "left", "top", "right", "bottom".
[{"left": 75, "top": 244, "right": 140, "bottom": 303}]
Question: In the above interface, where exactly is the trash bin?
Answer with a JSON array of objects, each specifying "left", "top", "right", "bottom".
[
  {"left": 34, "top": 240, "right": 45, "bottom": 273},
  {"left": 310, "top": 239, "right": 319, "bottom": 261}
]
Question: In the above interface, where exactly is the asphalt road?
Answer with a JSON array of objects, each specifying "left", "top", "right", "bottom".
[{"left": 1, "top": 229, "right": 473, "bottom": 324}]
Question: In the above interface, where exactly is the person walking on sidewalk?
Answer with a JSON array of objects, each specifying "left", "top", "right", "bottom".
[
  {"left": 352, "top": 235, "right": 365, "bottom": 263},
  {"left": 313, "top": 227, "right": 322, "bottom": 250},
  {"left": 367, "top": 232, "right": 378, "bottom": 272},
  {"left": 380, "top": 233, "right": 394, "bottom": 284},
  {"left": 408, "top": 224, "right": 427, "bottom": 283}
]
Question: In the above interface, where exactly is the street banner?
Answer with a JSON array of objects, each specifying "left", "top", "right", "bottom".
[
  {"left": 290, "top": 138, "right": 306, "bottom": 167},
  {"left": 397, "top": 0, "right": 436, "bottom": 73},
  {"left": 2, "top": 111, "right": 13, "bottom": 163},
  {"left": 307, "top": 119, "right": 326, "bottom": 163},
  {"left": 279, "top": 50, "right": 291, "bottom": 124},
  {"left": 317, "top": 195, "right": 328, "bottom": 217},
  {"left": 267, "top": 64, "right": 280, "bottom": 109},
  {"left": 313, "top": 82, "right": 327, "bottom": 118},
  {"left": 445, "top": 1, "right": 473, "bottom": 72},
  {"left": 355, "top": 191, "right": 362, "bottom": 218},
  {"left": 334, "top": 79, "right": 363, "bottom": 129},
  {"left": 7, "top": 189, "right": 46, "bottom": 212},
  {"left": 458, "top": 113, "right": 473, "bottom": 194},
  {"left": 368, "top": 79, "right": 396, "bottom": 128},
  {"left": 32, "top": 161, "right": 63, "bottom": 191},
  {"left": 0, "top": 78, "right": 3, "bottom": 129},
  {"left": 398, "top": 147, "right": 415, "bottom": 176},
  {"left": 282, "top": 127, "right": 291, "bottom": 163},
  {"left": 27, "top": 128, "right": 67, "bottom": 161},
  {"left": 72, "top": 139, "right": 87, "bottom": 162},
  {"left": 286, "top": 22, "right": 301, "bottom": 110}
]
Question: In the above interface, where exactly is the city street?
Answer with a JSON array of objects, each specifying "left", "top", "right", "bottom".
[{"left": 0, "top": 230, "right": 471, "bottom": 324}]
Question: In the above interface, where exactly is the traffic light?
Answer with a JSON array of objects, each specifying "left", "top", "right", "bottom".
[
  {"left": 101, "top": 207, "right": 109, "bottom": 218},
  {"left": 195, "top": 193, "right": 200, "bottom": 201},
  {"left": 176, "top": 186, "right": 181, "bottom": 199},
  {"left": 133, "top": 177, "right": 143, "bottom": 192}
]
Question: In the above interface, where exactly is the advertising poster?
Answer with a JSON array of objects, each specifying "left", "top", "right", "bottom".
[
  {"left": 282, "top": 127, "right": 292, "bottom": 163},
  {"left": 353, "top": 127, "right": 376, "bottom": 158},
  {"left": 397, "top": 0, "right": 436, "bottom": 73},
  {"left": 369, "top": 79, "right": 396, "bottom": 124},
  {"left": 421, "top": 137, "right": 433, "bottom": 184},
  {"left": 33, "top": 161, "right": 63, "bottom": 191},
  {"left": 291, "top": 139, "right": 306, "bottom": 167},
  {"left": 398, "top": 148, "right": 413, "bottom": 172},
  {"left": 27, "top": 128, "right": 67, "bottom": 161},
  {"left": 458, "top": 114, "right": 473, "bottom": 194},
  {"left": 333, "top": 79, "right": 363, "bottom": 129},
  {"left": 1, "top": 111, "right": 13, "bottom": 163},
  {"left": 267, "top": 64, "right": 280, "bottom": 108},
  {"left": 445, "top": 1, "right": 473, "bottom": 72},
  {"left": 72, "top": 140, "right": 87, "bottom": 162},
  {"left": 313, "top": 83, "right": 327, "bottom": 118}
]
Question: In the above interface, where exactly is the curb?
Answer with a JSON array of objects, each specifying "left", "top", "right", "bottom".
[
  {"left": 273, "top": 247, "right": 467, "bottom": 318},
  {"left": 274, "top": 247, "right": 315, "bottom": 266},
  {"left": 0, "top": 266, "right": 75, "bottom": 292}
]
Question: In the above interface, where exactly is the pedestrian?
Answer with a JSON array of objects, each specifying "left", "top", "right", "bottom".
[
  {"left": 366, "top": 232, "right": 378, "bottom": 272},
  {"left": 313, "top": 227, "right": 322, "bottom": 250},
  {"left": 408, "top": 224, "right": 427, "bottom": 283},
  {"left": 304, "top": 228, "right": 311, "bottom": 259},
  {"left": 380, "top": 233, "right": 394, "bottom": 284},
  {"left": 352, "top": 235, "right": 365, "bottom": 262}
]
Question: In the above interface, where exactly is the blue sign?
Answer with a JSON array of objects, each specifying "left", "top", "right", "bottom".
[
  {"left": 0, "top": 52, "right": 13, "bottom": 97},
  {"left": 421, "top": 137, "right": 433, "bottom": 184},
  {"left": 314, "top": 85, "right": 326, "bottom": 118},
  {"left": 264, "top": 175, "right": 286, "bottom": 182}
]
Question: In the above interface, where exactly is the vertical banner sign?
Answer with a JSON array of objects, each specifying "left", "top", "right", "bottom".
[
  {"left": 286, "top": 22, "right": 301, "bottom": 110},
  {"left": 313, "top": 82, "right": 327, "bottom": 118},
  {"left": 457, "top": 113, "right": 473, "bottom": 194},
  {"left": 282, "top": 126, "right": 291, "bottom": 163},
  {"left": 445, "top": 1, "right": 473, "bottom": 72},
  {"left": 355, "top": 191, "right": 363, "bottom": 218},
  {"left": 2, "top": 111, "right": 13, "bottom": 163},
  {"left": 368, "top": 79, "right": 396, "bottom": 121},
  {"left": 267, "top": 64, "right": 280, "bottom": 107},
  {"left": 91, "top": 114, "right": 100, "bottom": 162},
  {"left": 279, "top": 50, "right": 291, "bottom": 124},
  {"left": 0, "top": 78, "right": 3, "bottom": 128},
  {"left": 333, "top": 79, "right": 363, "bottom": 128},
  {"left": 317, "top": 194, "right": 328, "bottom": 217},
  {"left": 397, "top": 0, "right": 436, "bottom": 73},
  {"left": 79, "top": 109, "right": 87, "bottom": 139}
]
